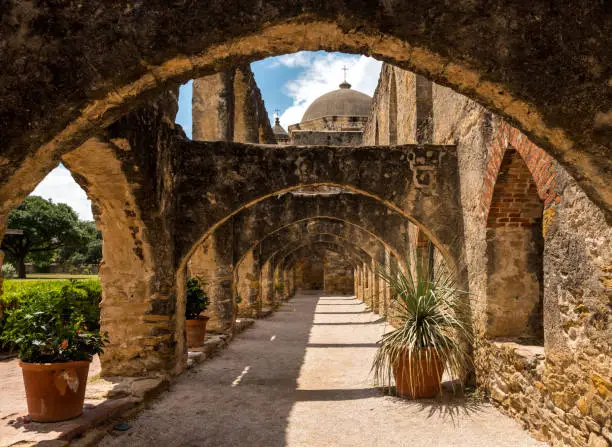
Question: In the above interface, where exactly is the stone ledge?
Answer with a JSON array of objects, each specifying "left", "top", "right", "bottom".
[
  {"left": 1, "top": 375, "right": 169, "bottom": 446},
  {"left": 234, "top": 318, "right": 255, "bottom": 334}
]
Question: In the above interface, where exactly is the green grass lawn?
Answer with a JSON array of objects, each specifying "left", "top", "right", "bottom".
[{"left": 12, "top": 273, "right": 99, "bottom": 281}]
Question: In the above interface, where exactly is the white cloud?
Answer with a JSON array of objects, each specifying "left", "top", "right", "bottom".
[
  {"left": 31, "top": 164, "right": 94, "bottom": 221},
  {"left": 279, "top": 53, "right": 382, "bottom": 129},
  {"left": 270, "top": 52, "right": 314, "bottom": 68}
]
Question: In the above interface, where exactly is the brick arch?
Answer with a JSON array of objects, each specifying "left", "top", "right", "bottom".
[
  {"left": 481, "top": 122, "right": 561, "bottom": 222},
  {"left": 485, "top": 146, "right": 544, "bottom": 343},
  {"left": 1, "top": 3, "right": 609, "bottom": 228}
]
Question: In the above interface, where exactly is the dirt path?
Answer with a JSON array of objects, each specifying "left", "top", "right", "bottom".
[{"left": 101, "top": 292, "right": 544, "bottom": 447}]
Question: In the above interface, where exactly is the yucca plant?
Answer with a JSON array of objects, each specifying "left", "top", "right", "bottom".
[{"left": 372, "top": 247, "right": 472, "bottom": 397}]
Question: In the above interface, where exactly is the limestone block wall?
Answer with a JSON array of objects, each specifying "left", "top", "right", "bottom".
[
  {"left": 366, "top": 62, "right": 612, "bottom": 446},
  {"left": 289, "top": 130, "right": 363, "bottom": 146},
  {"left": 235, "top": 250, "right": 261, "bottom": 317},
  {"left": 323, "top": 251, "right": 354, "bottom": 295},
  {"left": 295, "top": 254, "right": 325, "bottom": 290},
  {"left": 289, "top": 116, "right": 367, "bottom": 132},
  {"left": 192, "top": 64, "right": 275, "bottom": 144},
  {"left": 187, "top": 226, "right": 236, "bottom": 334}
]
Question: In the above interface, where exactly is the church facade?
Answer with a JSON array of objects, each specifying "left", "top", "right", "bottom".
[{"left": 279, "top": 80, "right": 372, "bottom": 146}]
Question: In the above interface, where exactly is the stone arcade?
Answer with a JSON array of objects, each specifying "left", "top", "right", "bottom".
[{"left": 0, "top": 3, "right": 610, "bottom": 446}]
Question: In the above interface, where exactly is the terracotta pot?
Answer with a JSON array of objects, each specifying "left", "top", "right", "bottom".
[
  {"left": 19, "top": 360, "right": 90, "bottom": 422},
  {"left": 393, "top": 348, "right": 444, "bottom": 399},
  {"left": 186, "top": 316, "right": 209, "bottom": 347}
]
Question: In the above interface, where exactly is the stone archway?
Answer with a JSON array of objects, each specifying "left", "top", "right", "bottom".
[{"left": 1, "top": 3, "right": 608, "bottom": 219}]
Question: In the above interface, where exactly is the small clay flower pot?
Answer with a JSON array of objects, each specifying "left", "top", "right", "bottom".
[
  {"left": 19, "top": 360, "right": 91, "bottom": 422},
  {"left": 186, "top": 316, "right": 209, "bottom": 347},
  {"left": 393, "top": 348, "right": 444, "bottom": 399}
]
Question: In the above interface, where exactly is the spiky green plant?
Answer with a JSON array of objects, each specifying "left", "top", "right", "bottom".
[{"left": 372, "top": 248, "right": 472, "bottom": 396}]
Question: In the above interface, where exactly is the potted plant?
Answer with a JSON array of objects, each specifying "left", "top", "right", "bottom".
[
  {"left": 372, "top": 250, "right": 472, "bottom": 398},
  {"left": 185, "top": 276, "right": 210, "bottom": 348},
  {"left": 274, "top": 282, "right": 285, "bottom": 300},
  {"left": 0, "top": 283, "right": 107, "bottom": 422}
]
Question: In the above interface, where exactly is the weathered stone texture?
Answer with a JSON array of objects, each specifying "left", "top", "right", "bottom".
[
  {"left": 368, "top": 62, "right": 611, "bottom": 445},
  {"left": 61, "top": 90, "right": 186, "bottom": 376},
  {"left": 323, "top": 251, "right": 354, "bottom": 295},
  {"left": 192, "top": 65, "right": 275, "bottom": 144},
  {"left": 290, "top": 130, "right": 363, "bottom": 146}
]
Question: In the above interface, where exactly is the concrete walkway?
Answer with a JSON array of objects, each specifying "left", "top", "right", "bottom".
[{"left": 101, "top": 292, "right": 544, "bottom": 447}]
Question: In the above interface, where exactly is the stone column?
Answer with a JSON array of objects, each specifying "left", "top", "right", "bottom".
[
  {"left": 206, "top": 226, "right": 235, "bottom": 334},
  {"left": 247, "top": 250, "right": 261, "bottom": 311},
  {"left": 63, "top": 137, "right": 184, "bottom": 377},
  {"left": 371, "top": 258, "right": 380, "bottom": 314},
  {"left": 260, "top": 261, "right": 275, "bottom": 306},
  {"left": 192, "top": 71, "right": 234, "bottom": 141},
  {"left": 233, "top": 66, "right": 260, "bottom": 144}
]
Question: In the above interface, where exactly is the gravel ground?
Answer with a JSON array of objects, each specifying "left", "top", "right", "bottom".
[{"left": 100, "top": 292, "right": 544, "bottom": 447}]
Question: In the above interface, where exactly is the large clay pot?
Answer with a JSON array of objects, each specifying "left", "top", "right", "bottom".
[
  {"left": 393, "top": 348, "right": 444, "bottom": 398},
  {"left": 186, "top": 316, "right": 209, "bottom": 347},
  {"left": 19, "top": 360, "right": 90, "bottom": 422}
]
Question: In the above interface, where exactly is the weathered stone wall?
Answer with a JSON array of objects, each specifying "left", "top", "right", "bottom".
[
  {"left": 324, "top": 251, "right": 354, "bottom": 294},
  {"left": 367, "top": 63, "right": 612, "bottom": 445},
  {"left": 486, "top": 148, "right": 544, "bottom": 342},
  {"left": 290, "top": 130, "right": 363, "bottom": 146},
  {"left": 62, "top": 90, "right": 186, "bottom": 377},
  {"left": 187, "top": 225, "right": 236, "bottom": 334},
  {"left": 289, "top": 116, "right": 368, "bottom": 132},
  {"left": 192, "top": 65, "right": 275, "bottom": 144},
  {"left": 295, "top": 254, "right": 325, "bottom": 290}
]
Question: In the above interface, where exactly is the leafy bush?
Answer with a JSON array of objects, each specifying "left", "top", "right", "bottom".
[
  {"left": 0, "top": 281, "right": 107, "bottom": 363},
  {"left": 0, "top": 279, "right": 101, "bottom": 342},
  {"left": 2, "top": 263, "right": 17, "bottom": 279},
  {"left": 185, "top": 277, "right": 209, "bottom": 320}
]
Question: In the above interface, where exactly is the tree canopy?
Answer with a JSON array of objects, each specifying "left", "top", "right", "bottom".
[{"left": 1, "top": 196, "right": 100, "bottom": 278}]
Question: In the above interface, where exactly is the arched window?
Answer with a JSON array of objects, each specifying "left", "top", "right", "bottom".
[{"left": 486, "top": 148, "right": 544, "bottom": 344}]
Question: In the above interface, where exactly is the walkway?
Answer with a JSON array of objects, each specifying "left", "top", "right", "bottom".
[{"left": 101, "top": 292, "right": 542, "bottom": 447}]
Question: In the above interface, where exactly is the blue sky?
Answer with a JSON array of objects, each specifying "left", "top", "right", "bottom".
[{"left": 32, "top": 52, "right": 382, "bottom": 221}]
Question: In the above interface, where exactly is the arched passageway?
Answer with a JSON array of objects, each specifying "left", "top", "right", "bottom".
[{"left": 1, "top": 3, "right": 609, "bottom": 219}]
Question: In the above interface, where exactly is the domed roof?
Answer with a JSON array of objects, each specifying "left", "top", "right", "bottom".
[
  {"left": 301, "top": 82, "right": 372, "bottom": 123},
  {"left": 272, "top": 117, "right": 288, "bottom": 136}
]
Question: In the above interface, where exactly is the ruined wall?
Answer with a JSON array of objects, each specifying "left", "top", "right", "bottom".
[
  {"left": 289, "top": 116, "right": 368, "bottom": 132},
  {"left": 324, "top": 251, "right": 354, "bottom": 295},
  {"left": 187, "top": 225, "right": 236, "bottom": 334},
  {"left": 368, "top": 63, "right": 612, "bottom": 446},
  {"left": 295, "top": 254, "right": 325, "bottom": 290},
  {"left": 62, "top": 90, "right": 186, "bottom": 377},
  {"left": 192, "top": 65, "right": 275, "bottom": 144},
  {"left": 290, "top": 131, "right": 362, "bottom": 146}
]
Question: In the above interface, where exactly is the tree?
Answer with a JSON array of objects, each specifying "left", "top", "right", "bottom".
[
  {"left": 1, "top": 196, "right": 83, "bottom": 278},
  {"left": 56, "top": 220, "right": 102, "bottom": 267}
]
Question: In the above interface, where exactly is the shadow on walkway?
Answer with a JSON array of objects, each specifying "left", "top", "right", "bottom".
[{"left": 100, "top": 293, "right": 543, "bottom": 447}]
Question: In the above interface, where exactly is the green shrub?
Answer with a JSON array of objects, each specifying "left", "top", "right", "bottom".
[
  {"left": 0, "top": 279, "right": 101, "bottom": 341},
  {"left": 1, "top": 263, "right": 17, "bottom": 279},
  {"left": 185, "top": 277, "right": 209, "bottom": 320},
  {"left": 0, "top": 281, "right": 107, "bottom": 363}
]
